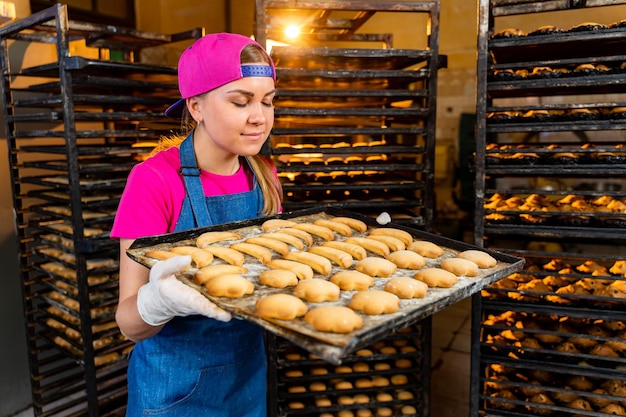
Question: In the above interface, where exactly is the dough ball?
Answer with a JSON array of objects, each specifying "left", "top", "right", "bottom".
[
  {"left": 414, "top": 268, "right": 458, "bottom": 288},
  {"left": 349, "top": 290, "right": 400, "bottom": 315},
  {"left": 304, "top": 305, "right": 363, "bottom": 333},
  {"left": 293, "top": 278, "right": 340, "bottom": 303},
  {"left": 457, "top": 249, "right": 497, "bottom": 268},
  {"left": 386, "top": 250, "right": 426, "bottom": 269},
  {"left": 256, "top": 293, "right": 308, "bottom": 320},
  {"left": 440, "top": 258, "right": 479, "bottom": 277},
  {"left": 330, "top": 270, "right": 375, "bottom": 291},
  {"left": 384, "top": 277, "right": 428, "bottom": 299},
  {"left": 355, "top": 257, "right": 398, "bottom": 277}
]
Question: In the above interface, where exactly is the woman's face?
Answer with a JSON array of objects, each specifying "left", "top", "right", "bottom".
[{"left": 190, "top": 74, "right": 276, "bottom": 157}]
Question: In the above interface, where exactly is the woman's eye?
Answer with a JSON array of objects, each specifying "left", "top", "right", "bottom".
[
  {"left": 233, "top": 101, "right": 247, "bottom": 108},
  {"left": 262, "top": 100, "right": 274, "bottom": 107}
]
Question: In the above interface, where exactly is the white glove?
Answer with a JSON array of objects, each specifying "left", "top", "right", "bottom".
[
  {"left": 376, "top": 212, "right": 392, "bottom": 225},
  {"left": 137, "top": 255, "right": 231, "bottom": 326}
]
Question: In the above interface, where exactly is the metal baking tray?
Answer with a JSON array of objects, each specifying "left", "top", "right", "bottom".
[{"left": 127, "top": 207, "right": 524, "bottom": 364}]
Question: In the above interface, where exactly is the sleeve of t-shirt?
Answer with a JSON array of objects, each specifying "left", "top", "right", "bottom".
[{"left": 111, "top": 160, "right": 178, "bottom": 239}]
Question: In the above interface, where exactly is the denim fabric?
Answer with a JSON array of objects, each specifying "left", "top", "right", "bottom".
[{"left": 126, "top": 133, "right": 267, "bottom": 416}]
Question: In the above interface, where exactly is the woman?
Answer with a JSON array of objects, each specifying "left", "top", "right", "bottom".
[{"left": 112, "top": 32, "right": 282, "bottom": 416}]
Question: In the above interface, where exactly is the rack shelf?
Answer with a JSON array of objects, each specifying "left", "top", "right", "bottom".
[{"left": 473, "top": 0, "right": 626, "bottom": 416}]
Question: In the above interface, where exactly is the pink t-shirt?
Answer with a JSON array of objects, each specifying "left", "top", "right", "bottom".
[{"left": 111, "top": 146, "right": 255, "bottom": 239}]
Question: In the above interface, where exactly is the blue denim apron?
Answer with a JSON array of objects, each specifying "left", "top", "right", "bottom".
[{"left": 126, "top": 133, "right": 267, "bottom": 417}]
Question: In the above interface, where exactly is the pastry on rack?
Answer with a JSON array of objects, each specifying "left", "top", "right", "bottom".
[
  {"left": 491, "top": 28, "right": 526, "bottom": 39},
  {"left": 528, "top": 25, "right": 564, "bottom": 36}
]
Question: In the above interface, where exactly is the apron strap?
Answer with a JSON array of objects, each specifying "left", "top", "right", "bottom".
[{"left": 179, "top": 133, "right": 214, "bottom": 226}]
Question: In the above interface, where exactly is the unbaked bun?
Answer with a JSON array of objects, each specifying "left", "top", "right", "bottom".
[
  {"left": 349, "top": 290, "right": 400, "bottom": 315},
  {"left": 255, "top": 293, "right": 308, "bottom": 320},
  {"left": 304, "top": 305, "right": 363, "bottom": 333}
]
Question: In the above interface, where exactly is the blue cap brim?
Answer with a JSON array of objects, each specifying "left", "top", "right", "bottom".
[{"left": 164, "top": 98, "right": 185, "bottom": 118}]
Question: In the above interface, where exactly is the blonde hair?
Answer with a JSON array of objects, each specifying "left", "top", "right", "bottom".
[{"left": 152, "top": 42, "right": 282, "bottom": 215}]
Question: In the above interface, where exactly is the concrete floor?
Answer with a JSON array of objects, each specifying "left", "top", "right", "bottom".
[{"left": 430, "top": 296, "right": 473, "bottom": 417}]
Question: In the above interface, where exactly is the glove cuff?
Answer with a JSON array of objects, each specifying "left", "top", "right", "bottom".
[{"left": 137, "top": 283, "right": 174, "bottom": 327}]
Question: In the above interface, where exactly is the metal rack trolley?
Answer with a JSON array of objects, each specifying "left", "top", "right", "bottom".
[
  {"left": 0, "top": 4, "right": 201, "bottom": 415},
  {"left": 255, "top": 0, "right": 446, "bottom": 230},
  {"left": 255, "top": 2, "right": 446, "bottom": 416},
  {"left": 473, "top": 0, "right": 626, "bottom": 416}
]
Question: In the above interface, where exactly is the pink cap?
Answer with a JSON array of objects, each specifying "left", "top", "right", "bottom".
[{"left": 165, "top": 32, "right": 275, "bottom": 118}]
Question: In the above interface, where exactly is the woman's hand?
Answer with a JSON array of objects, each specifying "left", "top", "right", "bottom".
[{"left": 137, "top": 255, "right": 231, "bottom": 326}]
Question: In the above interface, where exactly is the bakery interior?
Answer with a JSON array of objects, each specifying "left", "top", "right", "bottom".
[{"left": 0, "top": 0, "right": 625, "bottom": 416}]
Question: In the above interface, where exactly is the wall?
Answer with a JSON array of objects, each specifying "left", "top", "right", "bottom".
[{"left": 0, "top": 0, "right": 37, "bottom": 414}]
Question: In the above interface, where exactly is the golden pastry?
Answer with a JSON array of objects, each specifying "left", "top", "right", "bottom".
[
  {"left": 440, "top": 258, "right": 479, "bottom": 277},
  {"left": 308, "top": 245, "right": 353, "bottom": 268},
  {"left": 385, "top": 250, "right": 426, "bottom": 269},
  {"left": 260, "top": 232, "right": 305, "bottom": 250},
  {"left": 330, "top": 216, "right": 368, "bottom": 233},
  {"left": 169, "top": 246, "right": 214, "bottom": 268},
  {"left": 293, "top": 278, "right": 340, "bottom": 303},
  {"left": 196, "top": 231, "right": 242, "bottom": 247},
  {"left": 201, "top": 246, "right": 245, "bottom": 266},
  {"left": 285, "top": 251, "right": 333, "bottom": 275},
  {"left": 256, "top": 293, "right": 308, "bottom": 320},
  {"left": 304, "top": 305, "right": 363, "bottom": 333},
  {"left": 193, "top": 264, "right": 248, "bottom": 285},
  {"left": 244, "top": 236, "right": 290, "bottom": 256},
  {"left": 457, "top": 250, "right": 497, "bottom": 268},
  {"left": 261, "top": 218, "right": 297, "bottom": 232},
  {"left": 265, "top": 259, "right": 314, "bottom": 280},
  {"left": 291, "top": 223, "right": 335, "bottom": 240},
  {"left": 355, "top": 257, "right": 398, "bottom": 277},
  {"left": 204, "top": 274, "right": 254, "bottom": 298},
  {"left": 322, "top": 240, "right": 367, "bottom": 260},
  {"left": 349, "top": 290, "right": 400, "bottom": 315},
  {"left": 384, "top": 277, "right": 428, "bottom": 299},
  {"left": 330, "top": 270, "right": 375, "bottom": 291},
  {"left": 368, "top": 227, "right": 413, "bottom": 246},
  {"left": 407, "top": 240, "right": 444, "bottom": 258},
  {"left": 345, "top": 237, "right": 391, "bottom": 257},
  {"left": 230, "top": 242, "right": 273, "bottom": 264},
  {"left": 366, "top": 234, "right": 406, "bottom": 252},
  {"left": 313, "top": 219, "right": 353, "bottom": 237},
  {"left": 414, "top": 268, "right": 458, "bottom": 288},
  {"left": 259, "top": 269, "right": 298, "bottom": 288}
]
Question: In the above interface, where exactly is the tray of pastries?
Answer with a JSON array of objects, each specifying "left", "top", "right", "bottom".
[{"left": 127, "top": 207, "right": 524, "bottom": 364}]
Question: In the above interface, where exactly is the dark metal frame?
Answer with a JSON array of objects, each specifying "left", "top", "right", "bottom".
[
  {"left": 255, "top": 0, "right": 444, "bottom": 230},
  {"left": 473, "top": 0, "right": 626, "bottom": 415},
  {"left": 0, "top": 4, "right": 201, "bottom": 415}
]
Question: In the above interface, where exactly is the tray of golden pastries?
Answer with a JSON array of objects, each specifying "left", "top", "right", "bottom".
[{"left": 127, "top": 207, "right": 524, "bottom": 364}]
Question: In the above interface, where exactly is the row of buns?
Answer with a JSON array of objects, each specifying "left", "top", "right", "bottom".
[
  {"left": 491, "top": 21, "right": 626, "bottom": 39},
  {"left": 141, "top": 216, "right": 500, "bottom": 334},
  {"left": 483, "top": 310, "right": 626, "bottom": 359},
  {"left": 486, "top": 364, "right": 626, "bottom": 415}
]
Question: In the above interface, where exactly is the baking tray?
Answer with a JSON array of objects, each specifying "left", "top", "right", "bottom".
[{"left": 127, "top": 207, "right": 524, "bottom": 364}]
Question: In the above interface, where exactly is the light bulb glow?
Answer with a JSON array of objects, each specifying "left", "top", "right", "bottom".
[{"left": 285, "top": 24, "right": 301, "bottom": 38}]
